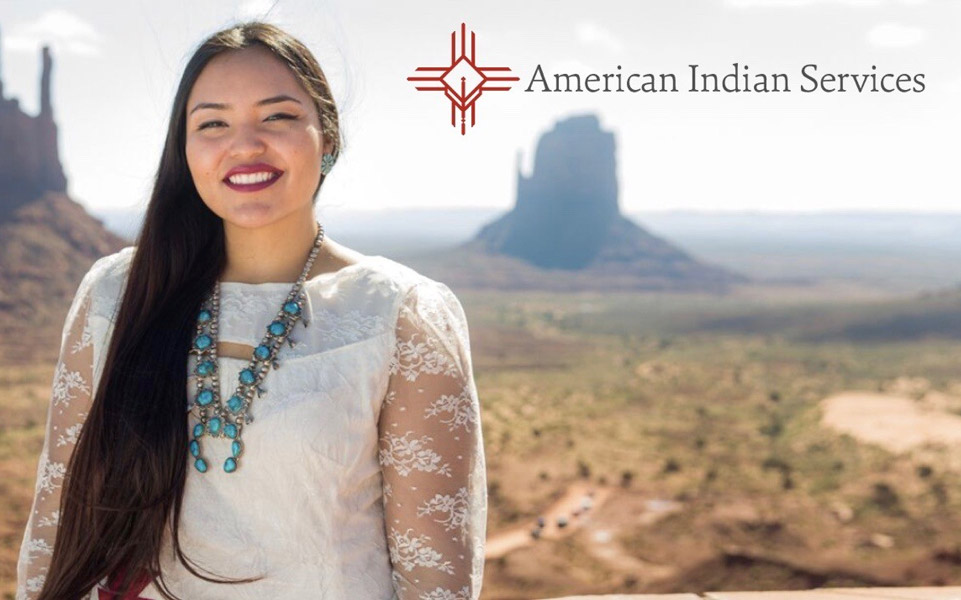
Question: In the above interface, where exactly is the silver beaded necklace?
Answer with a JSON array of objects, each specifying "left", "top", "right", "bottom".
[{"left": 187, "top": 221, "right": 325, "bottom": 474}]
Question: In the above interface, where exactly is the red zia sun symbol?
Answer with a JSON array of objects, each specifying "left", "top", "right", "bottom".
[{"left": 408, "top": 22, "right": 520, "bottom": 135}]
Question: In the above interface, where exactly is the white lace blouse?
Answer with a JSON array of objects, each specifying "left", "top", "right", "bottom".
[{"left": 15, "top": 246, "right": 487, "bottom": 600}]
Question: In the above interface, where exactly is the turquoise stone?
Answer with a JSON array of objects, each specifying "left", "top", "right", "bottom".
[
  {"left": 195, "top": 334, "right": 212, "bottom": 350},
  {"left": 189, "top": 439, "right": 200, "bottom": 457},
  {"left": 197, "top": 389, "right": 214, "bottom": 406},
  {"left": 283, "top": 301, "right": 300, "bottom": 315},
  {"left": 268, "top": 321, "right": 286, "bottom": 336},
  {"left": 231, "top": 440, "right": 243, "bottom": 457},
  {"left": 224, "top": 457, "right": 237, "bottom": 473},
  {"left": 240, "top": 369, "right": 256, "bottom": 385},
  {"left": 198, "top": 309, "right": 212, "bottom": 323},
  {"left": 224, "top": 423, "right": 238, "bottom": 439},
  {"left": 254, "top": 344, "right": 271, "bottom": 360},
  {"left": 193, "top": 423, "right": 204, "bottom": 438},
  {"left": 208, "top": 417, "right": 222, "bottom": 436},
  {"left": 194, "top": 457, "right": 208, "bottom": 473},
  {"left": 227, "top": 395, "right": 244, "bottom": 413},
  {"left": 196, "top": 361, "right": 214, "bottom": 376}
]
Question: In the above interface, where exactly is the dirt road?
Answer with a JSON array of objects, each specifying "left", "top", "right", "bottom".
[{"left": 486, "top": 481, "right": 611, "bottom": 559}]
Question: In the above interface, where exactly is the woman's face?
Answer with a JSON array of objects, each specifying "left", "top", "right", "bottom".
[{"left": 185, "top": 46, "right": 331, "bottom": 229}]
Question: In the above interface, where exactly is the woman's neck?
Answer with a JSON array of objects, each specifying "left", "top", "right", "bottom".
[{"left": 220, "top": 214, "right": 322, "bottom": 284}]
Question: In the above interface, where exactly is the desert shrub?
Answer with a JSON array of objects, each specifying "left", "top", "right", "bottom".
[
  {"left": 759, "top": 415, "right": 784, "bottom": 438},
  {"left": 870, "top": 482, "right": 903, "bottom": 515},
  {"left": 704, "top": 467, "right": 718, "bottom": 483},
  {"left": 662, "top": 457, "right": 681, "bottom": 474}
]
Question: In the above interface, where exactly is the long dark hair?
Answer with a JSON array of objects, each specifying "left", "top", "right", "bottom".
[{"left": 38, "top": 21, "right": 344, "bottom": 600}]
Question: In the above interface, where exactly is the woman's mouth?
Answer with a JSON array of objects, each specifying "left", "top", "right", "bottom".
[{"left": 223, "top": 170, "right": 284, "bottom": 192}]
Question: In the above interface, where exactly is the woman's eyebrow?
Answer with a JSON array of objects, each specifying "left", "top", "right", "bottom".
[{"left": 189, "top": 94, "right": 302, "bottom": 116}]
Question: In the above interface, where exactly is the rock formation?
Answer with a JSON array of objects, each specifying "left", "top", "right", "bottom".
[
  {"left": 487, "top": 115, "right": 620, "bottom": 270},
  {"left": 0, "top": 30, "right": 128, "bottom": 364},
  {"left": 450, "top": 114, "right": 745, "bottom": 292},
  {"left": 0, "top": 30, "right": 68, "bottom": 217}
]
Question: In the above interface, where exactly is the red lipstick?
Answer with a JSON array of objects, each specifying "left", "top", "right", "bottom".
[{"left": 223, "top": 162, "right": 284, "bottom": 193}]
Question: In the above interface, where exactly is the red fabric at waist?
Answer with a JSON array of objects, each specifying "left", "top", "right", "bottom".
[{"left": 97, "top": 564, "right": 152, "bottom": 600}]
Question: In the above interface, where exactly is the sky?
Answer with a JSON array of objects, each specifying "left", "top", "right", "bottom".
[{"left": 0, "top": 0, "right": 958, "bottom": 215}]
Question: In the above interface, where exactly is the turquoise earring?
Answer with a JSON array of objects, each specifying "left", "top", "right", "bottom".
[{"left": 320, "top": 152, "right": 336, "bottom": 175}]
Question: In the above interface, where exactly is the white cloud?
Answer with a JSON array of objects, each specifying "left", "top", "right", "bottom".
[
  {"left": 238, "top": 0, "right": 282, "bottom": 21},
  {"left": 726, "top": 0, "right": 925, "bottom": 7},
  {"left": 574, "top": 22, "right": 625, "bottom": 55},
  {"left": 867, "top": 22, "right": 926, "bottom": 47},
  {"left": 5, "top": 9, "right": 102, "bottom": 56}
]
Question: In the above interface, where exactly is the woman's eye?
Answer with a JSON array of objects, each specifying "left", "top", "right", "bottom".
[{"left": 196, "top": 114, "right": 297, "bottom": 131}]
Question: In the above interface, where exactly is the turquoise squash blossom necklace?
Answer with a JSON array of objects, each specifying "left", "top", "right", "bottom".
[{"left": 187, "top": 221, "right": 325, "bottom": 474}]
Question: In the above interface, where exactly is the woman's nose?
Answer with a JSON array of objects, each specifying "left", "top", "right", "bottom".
[{"left": 228, "top": 124, "right": 268, "bottom": 156}]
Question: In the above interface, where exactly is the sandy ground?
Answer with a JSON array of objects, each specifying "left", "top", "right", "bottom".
[{"left": 819, "top": 391, "right": 961, "bottom": 454}]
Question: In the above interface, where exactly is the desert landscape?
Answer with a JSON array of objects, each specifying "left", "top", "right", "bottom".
[{"left": 10, "top": 268, "right": 961, "bottom": 598}]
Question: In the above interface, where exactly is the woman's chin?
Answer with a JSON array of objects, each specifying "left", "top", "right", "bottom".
[{"left": 221, "top": 206, "right": 280, "bottom": 230}]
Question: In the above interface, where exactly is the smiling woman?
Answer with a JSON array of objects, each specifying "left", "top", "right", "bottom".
[
  {"left": 185, "top": 48, "right": 327, "bottom": 233},
  {"left": 15, "top": 20, "right": 487, "bottom": 600},
  {"left": 182, "top": 44, "right": 341, "bottom": 284}
]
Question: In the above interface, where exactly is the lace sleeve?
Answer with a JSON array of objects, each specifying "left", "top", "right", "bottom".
[
  {"left": 16, "top": 266, "right": 100, "bottom": 600},
  {"left": 378, "top": 281, "right": 488, "bottom": 600}
]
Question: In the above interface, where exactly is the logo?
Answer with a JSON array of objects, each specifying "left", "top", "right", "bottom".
[{"left": 408, "top": 22, "right": 520, "bottom": 135}]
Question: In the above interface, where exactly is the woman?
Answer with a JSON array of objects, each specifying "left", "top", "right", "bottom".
[{"left": 16, "top": 21, "right": 487, "bottom": 600}]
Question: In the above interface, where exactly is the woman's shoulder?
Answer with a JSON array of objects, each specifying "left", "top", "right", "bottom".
[
  {"left": 359, "top": 253, "right": 456, "bottom": 303},
  {"left": 80, "top": 246, "right": 136, "bottom": 318},
  {"left": 84, "top": 245, "right": 461, "bottom": 321},
  {"left": 89, "top": 246, "right": 136, "bottom": 278},
  {"left": 355, "top": 254, "right": 466, "bottom": 332},
  {"left": 321, "top": 237, "right": 438, "bottom": 299}
]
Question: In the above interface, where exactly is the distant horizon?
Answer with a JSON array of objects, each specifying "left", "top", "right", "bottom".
[
  {"left": 84, "top": 201, "right": 961, "bottom": 296},
  {"left": 87, "top": 204, "right": 961, "bottom": 217}
]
